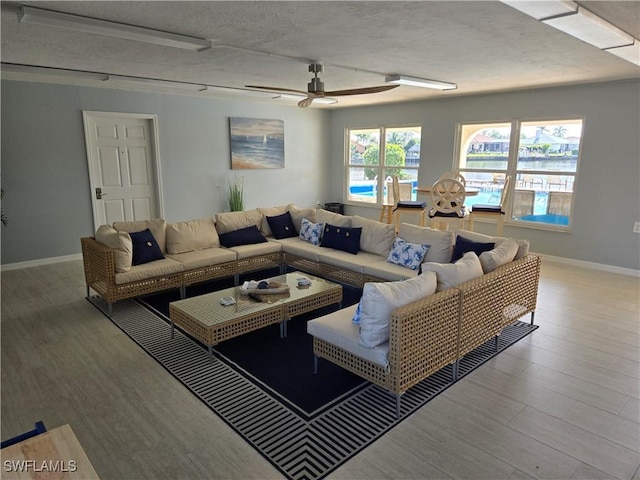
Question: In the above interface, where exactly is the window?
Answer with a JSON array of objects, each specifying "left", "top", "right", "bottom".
[
  {"left": 457, "top": 119, "right": 583, "bottom": 229},
  {"left": 346, "top": 126, "right": 421, "bottom": 205}
]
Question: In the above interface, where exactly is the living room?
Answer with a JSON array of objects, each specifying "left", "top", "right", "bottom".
[{"left": 1, "top": 2, "right": 639, "bottom": 479}]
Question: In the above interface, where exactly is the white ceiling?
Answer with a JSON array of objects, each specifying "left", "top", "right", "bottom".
[{"left": 1, "top": 1, "right": 639, "bottom": 108}]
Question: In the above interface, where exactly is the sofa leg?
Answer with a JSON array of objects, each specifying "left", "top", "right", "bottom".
[
  {"left": 530, "top": 311, "right": 536, "bottom": 325},
  {"left": 395, "top": 394, "right": 402, "bottom": 420},
  {"left": 313, "top": 355, "right": 318, "bottom": 375},
  {"left": 107, "top": 302, "right": 113, "bottom": 316},
  {"left": 452, "top": 360, "right": 459, "bottom": 381},
  {"left": 180, "top": 286, "right": 186, "bottom": 299},
  {"left": 494, "top": 335, "right": 500, "bottom": 352},
  {"left": 86, "top": 285, "right": 90, "bottom": 298},
  {"left": 234, "top": 273, "right": 240, "bottom": 286}
]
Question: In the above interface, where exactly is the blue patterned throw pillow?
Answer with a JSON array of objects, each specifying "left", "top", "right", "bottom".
[
  {"left": 352, "top": 301, "right": 362, "bottom": 324},
  {"left": 386, "top": 237, "right": 430, "bottom": 271},
  {"left": 299, "top": 218, "right": 324, "bottom": 246}
]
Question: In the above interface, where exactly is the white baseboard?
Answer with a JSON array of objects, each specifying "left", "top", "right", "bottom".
[
  {"left": 540, "top": 253, "right": 640, "bottom": 278},
  {"left": 1, "top": 253, "right": 83, "bottom": 272}
]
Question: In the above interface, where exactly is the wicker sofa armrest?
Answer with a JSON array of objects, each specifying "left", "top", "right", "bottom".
[
  {"left": 388, "top": 288, "right": 461, "bottom": 393},
  {"left": 494, "top": 254, "right": 541, "bottom": 326},
  {"left": 81, "top": 237, "right": 117, "bottom": 288}
]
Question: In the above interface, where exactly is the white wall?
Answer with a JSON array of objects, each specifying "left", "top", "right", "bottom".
[
  {"left": 328, "top": 80, "right": 640, "bottom": 270},
  {"left": 1, "top": 81, "right": 330, "bottom": 264}
]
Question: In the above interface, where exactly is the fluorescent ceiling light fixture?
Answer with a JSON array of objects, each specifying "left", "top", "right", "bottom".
[
  {"left": 499, "top": 1, "right": 577, "bottom": 20},
  {"left": 385, "top": 75, "right": 457, "bottom": 90},
  {"left": 19, "top": 6, "right": 211, "bottom": 51},
  {"left": 1, "top": 63, "right": 109, "bottom": 81},
  {"left": 542, "top": 6, "right": 634, "bottom": 49},
  {"left": 605, "top": 40, "right": 640, "bottom": 67},
  {"left": 107, "top": 74, "right": 207, "bottom": 91},
  {"left": 272, "top": 94, "right": 338, "bottom": 105}
]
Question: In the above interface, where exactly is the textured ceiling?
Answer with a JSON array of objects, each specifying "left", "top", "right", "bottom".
[{"left": 1, "top": 1, "right": 639, "bottom": 108}]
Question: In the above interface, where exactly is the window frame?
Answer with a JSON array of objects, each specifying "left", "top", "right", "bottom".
[
  {"left": 343, "top": 124, "right": 422, "bottom": 207},
  {"left": 454, "top": 117, "right": 584, "bottom": 231}
]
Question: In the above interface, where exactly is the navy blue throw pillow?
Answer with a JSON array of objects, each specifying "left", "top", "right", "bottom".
[
  {"left": 219, "top": 225, "right": 268, "bottom": 248},
  {"left": 266, "top": 212, "right": 298, "bottom": 239},
  {"left": 320, "top": 223, "right": 362, "bottom": 255},
  {"left": 451, "top": 235, "right": 495, "bottom": 262},
  {"left": 130, "top": 228, "right": 165, "bottom": 265}
]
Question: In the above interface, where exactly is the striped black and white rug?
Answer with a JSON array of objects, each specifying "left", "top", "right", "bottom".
[{"left": 89, "top": 295, "right": 537, "bottom": 480}]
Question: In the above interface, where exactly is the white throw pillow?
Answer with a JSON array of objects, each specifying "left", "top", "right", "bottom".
[
  {"left": 95, "top": 225, "right": 133, "bottom": 273},
  {"left": 166, "top": 218, "right": 220, "bottom": 254},
  {"left": 386, "top": 237, "right": 429, "bottom": 271},
  {"left": 421, "top": 251, "right": 484, "bottom": 291},
  {"left": 454, "top": 229, "right": 530, "bottom": 260},
  {"left": 398, "top": 223, "right": 455, "bottom": 263},
  {"left": 351, "top": 215, "right": 396, "bottom": 257},
  {"left": 358, "top": 271, "right": 437, "bottom": 348},
  {"left": 479, "top": 237, "right": 519, "bottom": 273},
  {"left": 299, "top": 218, "right": 324, "bottom": 246}
]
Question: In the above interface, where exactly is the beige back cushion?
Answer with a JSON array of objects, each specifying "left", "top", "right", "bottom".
[
  {"left": 215, "top": 209, "right": 262, "bottom": 234},
  {"left": 113, "top": 219, "right": 167, "bottom": 253},
  {"left": 258, "top": 205, "right": 289, "bottom": 236},
  {"left": 166, "top": 218, "right": 220, "bottom": 254},
  {"left": 421, "top": 251, "right": 484, "bottom": 291},
  {"left": 316, "top": 209, "right": 352, "bottom": 228},
  {"left": 287, "top": 204, "right": 317, "bottom": 233},
  {"left": 351, "top": 215, "right": 396, "bottom": 257},
  {"left": 398, "top": 223, "right": 455, "bottom": 263},
  {"left": 95, "top": 225, "right": 133, "bottom": 273}
]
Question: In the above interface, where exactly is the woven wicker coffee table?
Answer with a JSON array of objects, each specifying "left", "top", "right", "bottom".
[{"left": 169, "top": 272, "right": 343, "bottom": 358}]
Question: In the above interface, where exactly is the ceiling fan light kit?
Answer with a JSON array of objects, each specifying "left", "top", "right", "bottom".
[{"left": 385, "top": 74, "right": 457, "bottom": 90}]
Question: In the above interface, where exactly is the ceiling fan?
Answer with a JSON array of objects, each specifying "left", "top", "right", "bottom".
[{"left": 246, "top": 63, "right": 398, "bottom": 108}]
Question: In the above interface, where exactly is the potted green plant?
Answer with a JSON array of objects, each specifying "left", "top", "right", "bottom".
[{"left": 227, "top": 175, "right": 245, "bottom": 212}]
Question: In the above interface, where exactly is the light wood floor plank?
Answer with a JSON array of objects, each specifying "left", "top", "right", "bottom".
[
  {"left": 563, "top": 401, "right": 640, "bottom": 452},
  {"left": 620, "top": 397, "right": 640, "bottom": 424},
  {"left": 509, "top": 407, "right": 639, "bottom": 480},
  {"left": 564, "top": 360, "right": 640, "bottom": 399}
]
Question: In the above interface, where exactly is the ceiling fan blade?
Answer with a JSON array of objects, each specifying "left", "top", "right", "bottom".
[
  {"left": 324, "top": 85, "right": 399, "bottom": 96},
  {"left": 297, "top": 97, "right": 315, "bottom": 108},
  {"left": 245, "top": 85, "right": 310, "bottom": 96}
]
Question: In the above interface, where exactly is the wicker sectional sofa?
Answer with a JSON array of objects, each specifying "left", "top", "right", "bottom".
[{"left": 307, "top": 252, "right": 541, "bottom": 418}]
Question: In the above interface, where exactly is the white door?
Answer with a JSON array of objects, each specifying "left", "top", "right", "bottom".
[{"left": 84, "top": 112, "right": 163, "bottom": 229}]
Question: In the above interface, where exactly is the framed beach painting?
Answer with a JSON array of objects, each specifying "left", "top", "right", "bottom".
[{"left": 229, "top": 117, "right": 285, "bottom": 169}]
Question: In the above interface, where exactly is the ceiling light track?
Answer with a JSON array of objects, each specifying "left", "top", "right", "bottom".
[{"left": 18, "top": 6, "right": 212, "bottom": 51}]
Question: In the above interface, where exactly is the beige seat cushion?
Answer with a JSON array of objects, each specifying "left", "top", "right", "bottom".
[
  {"left": 215, "top": 209, "right": 262, "bottom": 234},
  {"left": 351, "top": 216, "right": 396, "bottom": 257},
  {"left": 317, "top": 249, "right": 384, "bottom": 274},
  {"left": 227, "top": 239, "right": 283, "bottom": 260},
  {"left": 95, "top": 225, "right": 132, "bottom": 273},
  {"left": 166, "top": 218, "right": 220, "bottom": 254},
  {"left": 363, "top": 260, "right": 418, "bottom": 282},
  {"left": 114, "top": 257, "right": 183, "bottom": 285},
  {"left": 166, "top": 248, "right": 236, "bottom": 270},
  {"left": 113, "top": 219, "right": 167, "bottom": 253},
  {"left": 276, "top": 237, "right": 323, "bottom": 262},
  {"left": 307, "top": 304, "right": 389, "bottom": 368}
]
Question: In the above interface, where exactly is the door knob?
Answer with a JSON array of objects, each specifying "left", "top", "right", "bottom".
[{"left": 95, "top": 187, "right": 107, "bottom": 200}]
